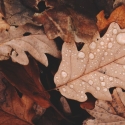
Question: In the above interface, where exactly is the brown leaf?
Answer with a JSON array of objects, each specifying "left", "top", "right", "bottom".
[
  {"left": 0, "top": 13, "right": 9, "bottom": 32},
  {"left": 0, "top": 57, "right": 50, "bottom": 108},
  {"left": 3, "top": 0, "right": 34, "bottom": 25},
  {"left": 0, "top": 74, "right": 36, "bottom": 125},
  {"left": 97, "top": 5, "right": 125, "bottom": 32},
  {"left": 84, "top": 88, "right": 125, "bottom": 125},
  {"left": 0, "top": 24, "right": 60, "bottom": 66},
  {"left": 33, "top": 1, "right": 98, "bottom": 43},
  {"left": 54, "top": 22, "right": 125, "bottom": 102}
]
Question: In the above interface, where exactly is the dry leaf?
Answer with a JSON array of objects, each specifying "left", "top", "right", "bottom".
[
  {"left": 0, "top": 24, "right": 60, "bottom": 66},
  {"left": 0, "top": 76, "right": 36, "bottom": 125},
  {"left": 0, "top": 57, "right": 50, "bottom": 108},
  {"left": 4, "top": 0, "right": 34, "bottom": 25},
  {"left": 33, "top": 0, "right": 98, "bottom": 43},
  {"left": 21, "top": 0, "right": 41, "bottom": 11},
  {"left": 83, "top": 88, "right": 125, "bottom": 125},
  {"left": 0, "top": 13, "right": 10, "bottom": 32},
  {"left": 54, "top": 22, "right": 125, "bottom": 102},
  {"left": 97, "top": 5, "right": 125, "bottom": 32}
]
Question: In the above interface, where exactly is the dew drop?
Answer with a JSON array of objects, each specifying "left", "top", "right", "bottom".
[
  {"left": 100, "top": 77, "right": 104, "bottom": 81},
  {"left": 82, "top": 81, "right": 85, "bottom": 85},
  {"left": 89, "top": 53, "right": 94, "bottom": 59},
  {"left": 81, "top": 91, "right": 83, "bottom": 94},
  {"left": 113, "top": 29, "right": 117, "bottom": 34},
  {"left": 102, "top": 57, "right": 104, "bottom": 60},
  {"left": 78, "top": 52, "right": 85, "bottom": 59},
  {"left": 81, "top": 96, "right": 84, "bottom": 98},
  {"left": 107, "top": 38, "right": 109, "bottom": 41},
  {"left": 104, "top": 52, "right": 108, "bottom": 56},
  {"left": 109, "top": 77, "right": 113, "bottom": 81},
  {"left": 103, "top": 88, "right": 107, "bottom": 92},
  {"left": 123, "top": 65, "right": 125, "bottom": 69},
  {"left": 88, "top": 80, "right": 93, "bottom": 85},
  {"left": 70, "top": 84, "right": 74, "bottom": 88},
  {"left": 110, "top": 38, "right": 113, "bottom": 41},
  {"left": 97, "top": 49, "right": 100, "bottom": 52},
  {"left": 61, "top": 71, "right": 68, "bottom": 78},
  {"left": 89, "top": 42, "right": 96, "bottom": 49},
  {"left": 96, "top": 87, "right": 100, "bottom": 90},
  {"left": 116, "top": 33, "right": 125, "bottom": 45},
  {"left": 108, "top": 42, "right": 113, "bottom": 48},
  {"left": 62, "top": 88, "right": 66, "bottom": 92},
  {"left": 101, "top": 82, "right": 105, "bottom": 86},
  {"left": 100, "top": 41, "right": 104, "bottom": 45}
]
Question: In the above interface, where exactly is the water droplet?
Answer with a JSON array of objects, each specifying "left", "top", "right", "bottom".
[
  {"left": 108, "top": 42, "right": 113, "bottom": 48},
  {"left": 82, "top": 82, "right": 85, "bottom": 85},
  {"left": 88, "top": 80, "right": 93, "bottom": 85},
  {"left": 113, "top": 29, "right": 117, "bottom": 34},
  {"left": 100, "top": 77, "right": 104, "bottom": 81},
  {"left": 100, "top": 41, "right": 104, "bottom": 45},
  {"left": 103, "top": 88, "right": 107, "bottom": 92},
  {"left": 61, "top": 71, "right": 67, "bottom": 78},
  {"left": 109, "top": 77, "right": 113, "bottom": 81},
  {"left": 62, "top": 88, "right": 66, "bottom": 92},
  {"left": 89, "top": 42, "right": 96, "bottom": 49},
  {"left": 89, "top": 53, "right": 94, "bottom": 59},
  {"left": 116, "top": 33, "right": 125, "bottom": 45},
  {"left": 81, "top": 91, "right": 83, "bottom": 93},
  {"left": 110, "top": 38, "right": 113, "bottom": 41},
  {"left": 101, "top": 82, "right": 105, "bottom": 86},
  {"left": 107, "top": 38, "right": 109, "bottom": 41},
  {"left": 96, "top": 87, "right": 100, "bottom": 90},
  {"left": 81, "top": 60, "right": 83, "bottom": 62},
  {"left": 102, "top": 57, "right": 104, "bottom": 60},
  {"left": 78, "top": 52, "right": 85, "bottom": 59},
  {"left": 97, "top": 49, "right": 100, "bottom": 52},
  {"left": 70, "top": 84, "right": 73, "bottom": 88},
  {"left": 104, "top": 52, "right": 108, "bottom": 56},
  {"left": 123, "top": 65, "right": 125, "bottom": 69},
  {"left": 81, "top": 96, "right": 84, "bottom": 98},
  {"left": 115, "top": 71, "right": 117, "bottom": 73}
]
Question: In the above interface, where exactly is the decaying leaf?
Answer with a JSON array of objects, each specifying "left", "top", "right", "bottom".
[
  {"left": 33, "top": 0, "right": 98, "bottom": 43},
  {"left": 3, "top": 0, "right": 35, "bottom": 25},
  {"left": 0, "top": 24, "right": 60, "bottom": 66},
  {"left": 0, "top": 57, "right": 50, "bottom": 108},
  {"left": 0, "top": 78, "right": 36, "bottom": 125},
  {"left": 83, "top": 88, "right": 125, "bottom": 125},
  {"left": 54, "top": 22, "right": 125, "bottom": 102},
  {"left": 97, "top": 5, "right": 125, "bottom": 32},
  {"left": 0, "top": 13, "right": 10, "bottom": 32}
]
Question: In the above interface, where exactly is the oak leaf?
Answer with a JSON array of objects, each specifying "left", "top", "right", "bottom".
[
  {"left": 3, "top": 0, "right": 35, "bottom": 25},
  {"left": 97, "top": 5, "right": 125, "bottom": 32},
  {"left": 54, "top": 22, "right": 125, "bottom": 102},
  {"left": 0, "top": 74, "right": 36, "bottom": 125},
  {"left": 0, "top": 24, "right": 60, "bottom": 66},
  {"left": 0, "top": 57, "right": 50, "bottom": 108},
  {"left": 33, "top": 0, "right": 98, "bottom": 43},
  {"left": 83, "top": 88, "right": 125, "bottom": 125}
]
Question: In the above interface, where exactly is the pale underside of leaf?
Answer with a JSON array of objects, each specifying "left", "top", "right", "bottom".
[
  {"left": 84, "top": 88, "right": 125, "bottom": 125},
  {"left": 0, "top": 29, "right": 60, "bottom": 66},
  {"left": 54, "top": 22, "right": 125, "bottom": 102}
]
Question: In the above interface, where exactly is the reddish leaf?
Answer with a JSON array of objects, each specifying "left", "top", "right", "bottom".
[{"left": 0, "top": 57, "right": 50, "bottom": 108}]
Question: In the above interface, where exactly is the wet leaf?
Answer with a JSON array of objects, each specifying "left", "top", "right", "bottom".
[
  {"left": 97, "top": 5, "right": 125, "bottom": 32},
  {"left": 84, "top": 88, "right": 125, "bottom": 125},
  {"left": 0, "top": 24, "right": 60, "bottom": 66},
  {"left": 0, "top": 57, "right": 50, "bottom": 108},
  {"left": 54, "top": 22, "right": 125, "bottom": 102}
]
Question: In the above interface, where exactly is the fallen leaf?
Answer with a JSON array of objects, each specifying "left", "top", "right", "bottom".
[
  {"left": 21, "top": 0, "right": 41, "bottom": 11},
  {"left": 97, "top": 5, "right": 125, "bottom": 32},
  {"left": 0, "top": 24, "right": 60, "bottom": 66},
  {"left": 0, "top": 13, "right": 10, "bottom": 32},
  {"left": 83, "top": 88, "right": 125, "bottom": 125},
  {"left": 54, "top": 22, "right": 125, "bottom": 102},
  {"left": 0, "top": 57, "right": 50, "bottom": 108},
  {"left": 33, "top": 0, "right": 98, "bottom": 43},
  {"left": 3, "top": 0, "right": 35, "bottom": 25},
  {"left": 0, "top": 75, "right": 36, "bottom": 125}
]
